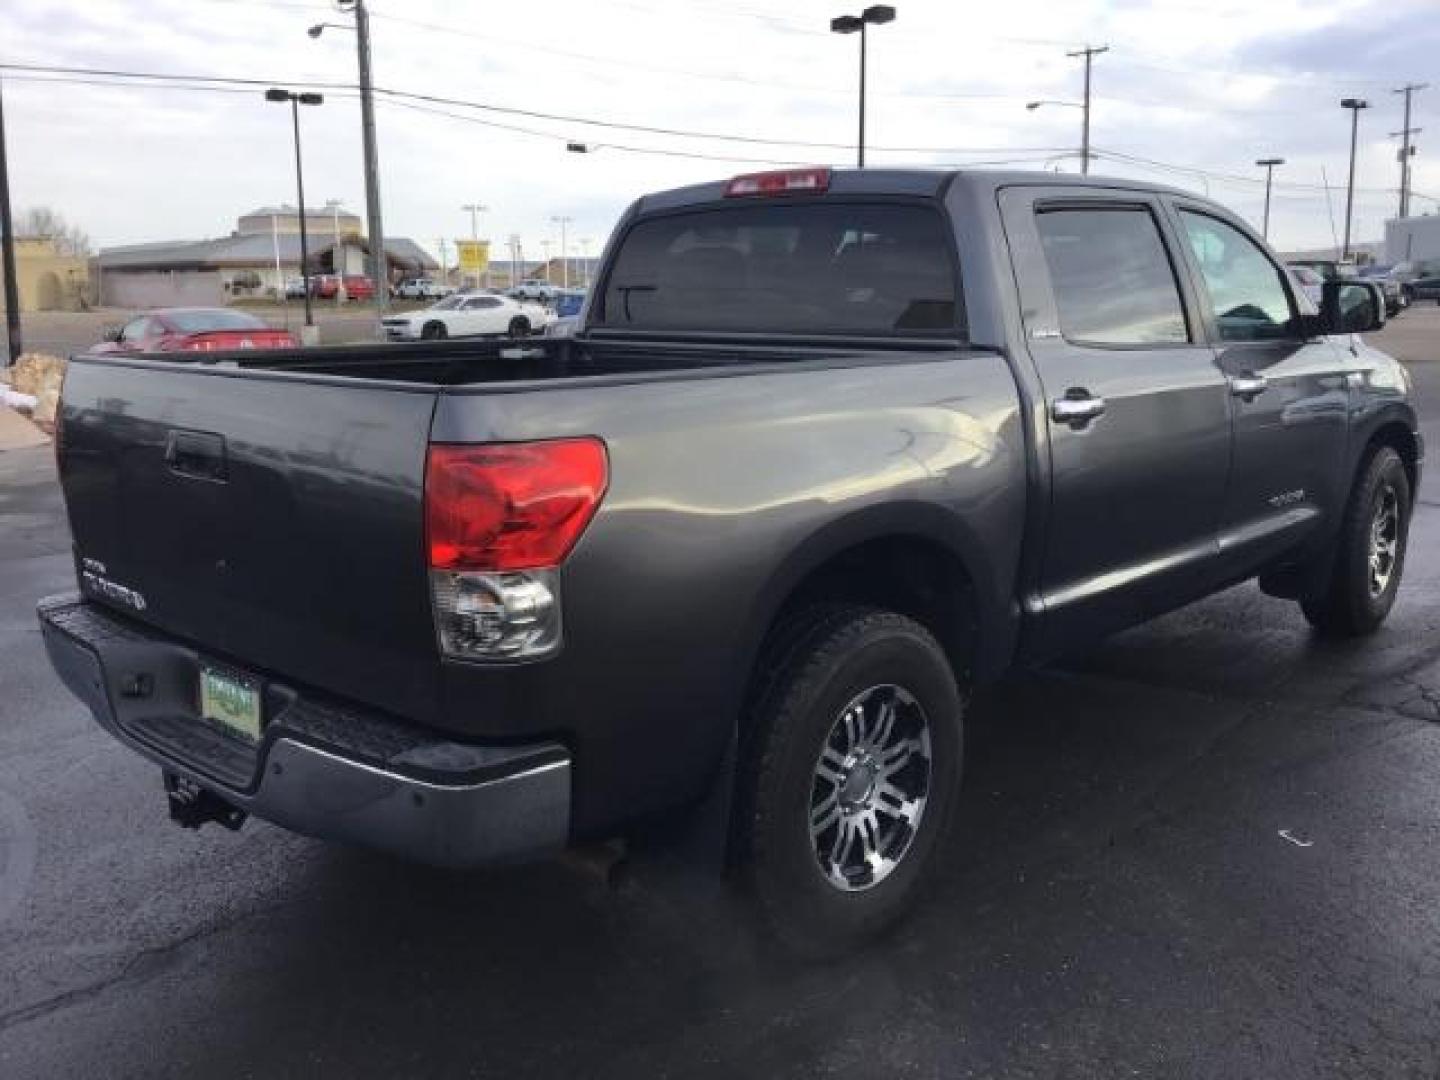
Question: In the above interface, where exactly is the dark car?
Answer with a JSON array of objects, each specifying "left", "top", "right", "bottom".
[
  {"left": 89, "top": 308, "right": 298, "bottom": 354},
  {"left": 41, "top": 168, "right": 1420, "bottom": 955},
  {"left": 1405, "top": 272, "right": 1440, "bottom": 303}
]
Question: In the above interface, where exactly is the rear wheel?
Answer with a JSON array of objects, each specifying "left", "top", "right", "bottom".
[
  {"left": 508, "top": 317, "right": 530, "bottom": 338},
  {"left": 421, "top": 321, "right": 447, "bottom": 340},
  {"left": 1302, "top": 445, "right": 1411, "bottom": 636},
  {"left": 736, "top": 605, "right": 963, "bottom": 956}
]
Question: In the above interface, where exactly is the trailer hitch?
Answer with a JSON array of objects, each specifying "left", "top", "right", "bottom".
[{"left": 164, "top": 772, "right": 247, "bottom": 831}]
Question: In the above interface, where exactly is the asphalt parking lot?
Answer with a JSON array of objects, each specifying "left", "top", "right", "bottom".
[{"left": 1, "top": 312, "right": 1439, "bottom": 1078}]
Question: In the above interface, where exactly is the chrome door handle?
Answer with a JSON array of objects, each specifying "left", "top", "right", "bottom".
[
  {"left": 1050, "top": 392, "right": 1107, "bottom": 427},
  {"left": 1230, "top": 373, "right": 1268, "bottom": 400}
]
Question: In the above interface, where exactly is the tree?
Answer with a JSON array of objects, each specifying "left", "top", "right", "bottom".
[{"left": 16, "top": 206, "right": 91, "bottom": 256}]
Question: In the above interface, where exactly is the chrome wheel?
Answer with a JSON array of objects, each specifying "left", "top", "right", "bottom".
[
  {"left": 1368, "top": 483, "right": 1401, "bottom": 598},
  {"left": 809, "top": 684, "right": 931, "bottom": 893}
]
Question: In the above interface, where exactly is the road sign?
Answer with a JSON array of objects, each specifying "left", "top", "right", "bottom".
[{"left": 456, "top": 239, "right": 490, "bottom": 273}]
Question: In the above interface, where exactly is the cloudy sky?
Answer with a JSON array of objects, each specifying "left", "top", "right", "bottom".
[{"left": 3, "top": 0, "right": 1439, "bottom": 263}]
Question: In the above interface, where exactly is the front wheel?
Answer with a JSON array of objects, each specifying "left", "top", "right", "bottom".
[
  {"left": 1302, "top": 445, "right": 1412, "bottom": 636},
  {"left": 420, "top": 321, "right": 447, "bottom": 340},
  {"left": 507, "top": 317, "right": 530, "bottom": 338},
  {"left": 736, "top": 605, "right": 963, "bottom": 956}
]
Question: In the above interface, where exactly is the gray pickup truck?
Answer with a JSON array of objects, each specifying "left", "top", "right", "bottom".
[{"left": 40, "top": 168, "right": 1422, "bottom": 953}]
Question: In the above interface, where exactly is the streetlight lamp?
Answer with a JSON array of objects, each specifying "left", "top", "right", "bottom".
[
  {"left": 1255, "top": 158, "right": 1285, "bottom": 240},
  {"left": 1026, "top": 101, "right": 1087, "bottom": 173},
  {"left": 1340, "top": 98, "right": 1370, "bottom": 260},
  {"left": 550, "top": 215, "right": 573, "bottom": 289},
  {"left": 829, "top": 5, "right": 895, "bottom": 168},
  {"left": 461, "top": 203, "right": 488, "bottom": 288},
  {"left": 265, "top": 87, "right": 323, "bottom": 337},
  {"left": 308, "top": 2, "right": 388, "bottom": 320}
]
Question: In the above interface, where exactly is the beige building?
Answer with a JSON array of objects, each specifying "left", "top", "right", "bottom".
[{"left": 0, "top": 236, "right": 91, "bottom": 311}]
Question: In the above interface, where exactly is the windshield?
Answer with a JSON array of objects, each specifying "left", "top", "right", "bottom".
[
  {"left": 165, "top": 309, "right": 267, "bottom": 333},
  {"left": 596, "top": 202, "right": 959, "bottom": 336}
]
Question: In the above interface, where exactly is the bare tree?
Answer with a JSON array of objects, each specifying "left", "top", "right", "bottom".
[{"left": 16, "top": 206, "right": 91, "bottom": 256}]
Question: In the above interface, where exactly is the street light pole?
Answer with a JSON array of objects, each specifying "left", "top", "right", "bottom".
[
  {"left": 1066, "top": 44, "right": 1108, "bottom": 175},
  {"left": 0, "top": 77, "right": 22, "bottom": 366},
  {"left": 1340, "top": 97, "right": 1370, "bottom": 260},
  {"left": 551, "top": 216, "right": 572, "bottom": 289},
  {"left": 1255, "top": 157, "right": 1285, "bottom": 240},
  {"left": 326, "top": 198, "right": 344, "bottom": 305},
  {"left": 830, "top": 6, "right": 895, "bottom": 168},
  {"left": 266, "top": 88, "right": 323, "bottom": 335}
]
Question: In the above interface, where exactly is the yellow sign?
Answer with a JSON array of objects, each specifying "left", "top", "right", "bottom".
[{"left": 456, "top": 239, "right": 490, "bottom": 273}]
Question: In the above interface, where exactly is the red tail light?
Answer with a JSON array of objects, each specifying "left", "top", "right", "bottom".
[
  {"left": 724, "top": 167, "right": 831, "bottom": 197},
  {"left": 425, "top": 438, "right": 609, "bottom": 572}
]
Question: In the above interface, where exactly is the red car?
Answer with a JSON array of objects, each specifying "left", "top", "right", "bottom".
[
  {"left": 91, "top": 308, "right": 298, "bottom": 354},
  {"left": 310, "top": 274, "right": 374, "bottom": 301},
  {"left": 342, "top": 275, "right": 375, "bottom": 301}
]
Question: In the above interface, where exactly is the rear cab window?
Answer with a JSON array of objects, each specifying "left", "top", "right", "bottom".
[{"left": 595, "top": 202, "right": 961, "bottom": 337}]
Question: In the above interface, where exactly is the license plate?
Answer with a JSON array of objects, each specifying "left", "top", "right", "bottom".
[{"left": 199, "top": 667, "right": 262, "bottom": 742}]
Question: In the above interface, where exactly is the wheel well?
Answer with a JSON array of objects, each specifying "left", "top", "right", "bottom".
[
  {"left": 758, "top": 535, "right": 978, "bottom": 687},
  {"left": 1369, "top": 421, "right": 1419, "bottom": 494}
]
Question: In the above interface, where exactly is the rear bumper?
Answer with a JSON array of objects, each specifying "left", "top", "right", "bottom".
[{"left": 37, "top": 594, "right": 571, "bottom": 867}]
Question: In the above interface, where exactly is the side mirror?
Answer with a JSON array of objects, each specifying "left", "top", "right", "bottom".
[
  {"left": 102, "top": 325, "right": 122, "bottom": 342},
  {"left": 1320, "top": 280, "right": 1384, "bottom": 335}
]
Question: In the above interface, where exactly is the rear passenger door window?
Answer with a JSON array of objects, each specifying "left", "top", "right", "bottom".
[
  {"left": 1035, "top": 207, "right": 1189, "bottom": 346},
  {"left": 1178, "top": 211, "right": 1296, "bottom": 341}
]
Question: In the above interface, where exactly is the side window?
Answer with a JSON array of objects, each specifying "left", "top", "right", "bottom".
[
  {"left": 120, "top": 317, "right": 151, "bottom": 342},
  {"left": 1179, "top": 211, "right": 1296, "bottom": 341},
  {"left": 1035, "top": 207, "right": 1189, "bottom": 346}
]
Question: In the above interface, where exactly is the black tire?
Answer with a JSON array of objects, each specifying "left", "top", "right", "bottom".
[
  {"left": 1302, "top": 445, "right": 1411, "bottom": 636},
  {"left": 735, "top": 605, "right": 963, "bottom": 957},
  {"left": 420, "top": 321, "right": 447, "bottom": 341},
  {"left": 508, "top": 317, "right": 530, "bottom": 338}
]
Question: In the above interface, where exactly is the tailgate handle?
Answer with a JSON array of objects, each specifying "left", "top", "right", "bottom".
[{"left": 164, "top": 430, "right": 228, "bottom": 482}]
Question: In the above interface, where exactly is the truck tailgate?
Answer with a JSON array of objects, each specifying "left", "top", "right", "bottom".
[{"left": 58, "top": 357, "right": 441, "bottom": 722}]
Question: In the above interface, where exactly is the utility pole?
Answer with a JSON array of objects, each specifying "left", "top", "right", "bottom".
[
  {"left": 1340, "top": 98, "right": 1370, "bottom": 260},
  {"left": 508, "top": 233, "right": 520, "bottom": 289},
  {"left": 1393, "top": 83, "right": 1426, "bottom": 219},
  {"left": 1067, "top": 44, "right": 1108, "bottom": 175},
  {"left": 1256, "top": 157, "right": 1285, "bottom": 240},
  {"left": 352, "top": 0, "right": 387, "bottom": 317},
  {"left": 435, "top": 237, "right": 448, "bottom": 288},
  {"left": 0, "top": 77, "right": 22, "bottom": 366}
]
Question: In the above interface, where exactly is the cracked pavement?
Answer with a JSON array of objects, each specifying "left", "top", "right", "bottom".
[{"left": 1, "top": 312, "right": 1439, "bottom": 1078}]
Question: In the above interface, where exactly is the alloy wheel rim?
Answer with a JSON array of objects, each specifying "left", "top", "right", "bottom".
[
  {"left": 809, "top": 684, "right": 932, "bottom": 893},
  {"left": 1368, "top": 483, "right": 1400, "bottom": 598}
]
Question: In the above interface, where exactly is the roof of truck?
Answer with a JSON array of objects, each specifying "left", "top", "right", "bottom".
[{"left": 634, "top": 167, "right": 1190, "bottom": 214}]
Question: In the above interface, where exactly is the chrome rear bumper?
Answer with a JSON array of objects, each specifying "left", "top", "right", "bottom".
[{"left": 38, "top": 594, "right": 571, "bottom": 867}]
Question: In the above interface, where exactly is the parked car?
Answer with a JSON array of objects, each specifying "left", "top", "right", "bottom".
[
  {"left": 89, "top": 308, "right": 298, "bottom": 354},
  {"left": 283, "top": 277, "right": 307, "bottom": 299},
  {"left": 342, "top": 275, "right": 375, "bottom": 301},
  {"left": 41, "top": 168, "right": 1420, "bottom": 956},
  {"left": 395, "top": 277, "right": 453, "bottom": 300},
  {"left": 1355, "top": 265, "right": 1408, "bottom": 317},
  {"left": 512, "top": 278, "right": 561, "bottom": 301},
  {"left": 380, "top": 291, "right": 551, "bottom": 339},
  {"left": 1399, "top": 272, "right": 1440, "bottom": 302},
  {"left": 553, "top": 288, "right": 587, "bottom": 319}
]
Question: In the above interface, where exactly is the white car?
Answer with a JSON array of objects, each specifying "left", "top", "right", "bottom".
[
  {"left": 512, "top": 279, "right": 561, "bottom": 302},
  {"left": 394, "top": 277, "right": 453, "bottom": 300},
  {"left": 381, "top": 292, "right": 552, "bottom": 340}
]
